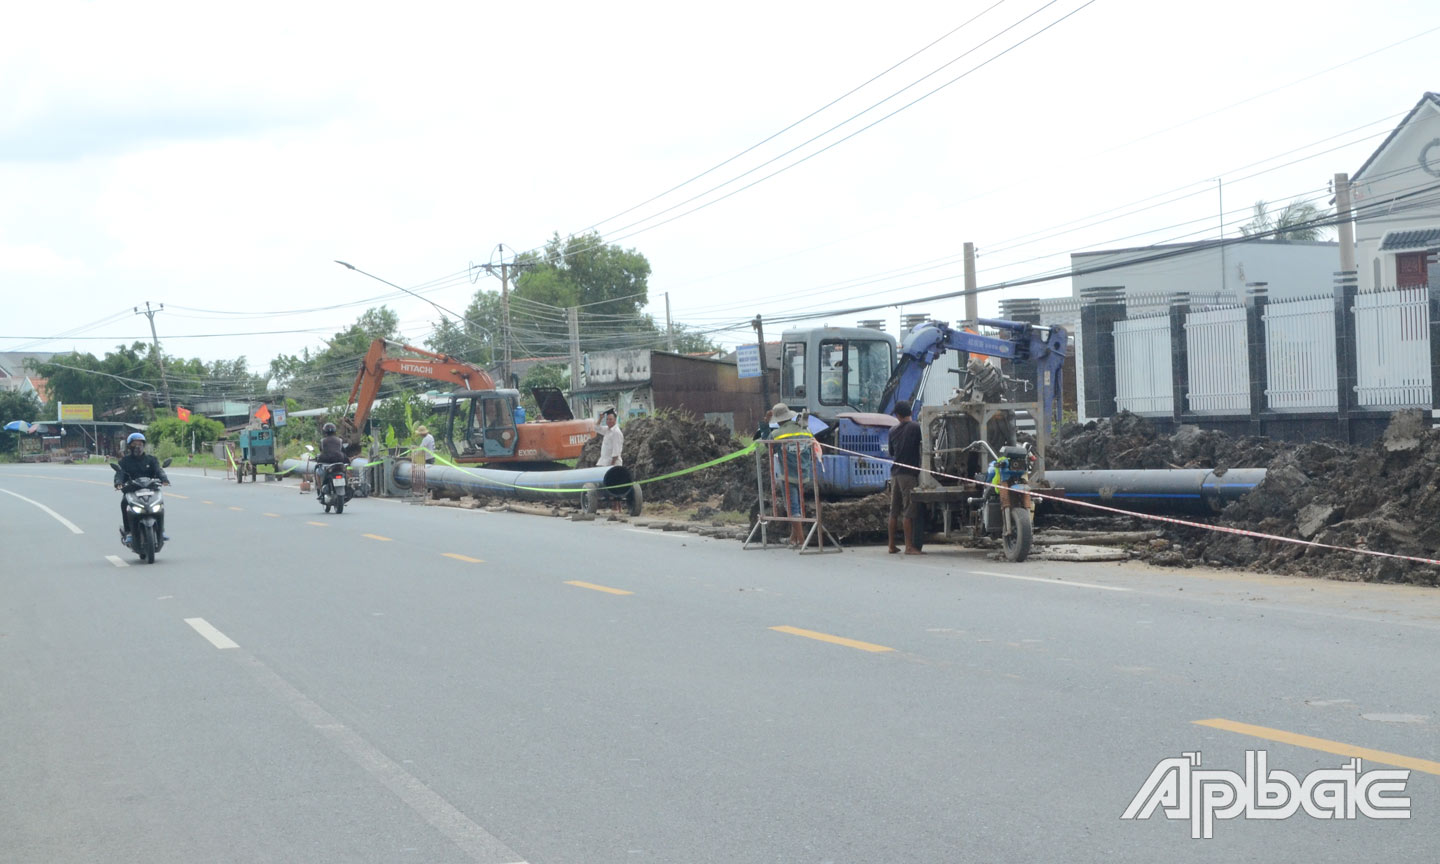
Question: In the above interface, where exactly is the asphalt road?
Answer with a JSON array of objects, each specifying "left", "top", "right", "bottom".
[{"left": 2, "top": 462, "right": 1437, "bottom": 863}]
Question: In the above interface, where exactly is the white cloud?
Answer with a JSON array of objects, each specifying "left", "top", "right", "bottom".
[{"left": 0, "top": 241, "right": 88, "bottom": 276}]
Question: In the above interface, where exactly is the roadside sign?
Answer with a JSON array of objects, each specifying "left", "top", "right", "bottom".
[
  {"left": 272, "top": 407, "right": 287, "bottom": 427},
  {"left": 736, "top": 344, "right": 763, "bottom": 379}
]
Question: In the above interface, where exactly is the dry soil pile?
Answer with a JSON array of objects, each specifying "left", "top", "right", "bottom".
[
  {"left": 1045, "top": 410, "right": 1440, "bottom": 584},
  {"left": 578, "top": 412, "right": 753, "bottom": 507}
]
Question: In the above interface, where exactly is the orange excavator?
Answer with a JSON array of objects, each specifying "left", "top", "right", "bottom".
[{"left": 340, "top": 339, "right": 595, "bottom": 465}]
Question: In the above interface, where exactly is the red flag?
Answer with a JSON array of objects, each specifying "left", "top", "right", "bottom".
[
  {"left": 254, "top": 404, "right": 272, "bottom": 422},
  {"left": 176, "top": 406, "right": 192, "bottom": 422}
]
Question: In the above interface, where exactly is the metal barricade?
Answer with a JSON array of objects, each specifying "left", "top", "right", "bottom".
[{"left": 743, "top": 437, "right": 841, "bottom": 553}]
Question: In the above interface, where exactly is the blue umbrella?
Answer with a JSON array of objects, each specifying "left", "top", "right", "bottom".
[{"left": 3, "top": 420, "right": 32, "bottom": 432}]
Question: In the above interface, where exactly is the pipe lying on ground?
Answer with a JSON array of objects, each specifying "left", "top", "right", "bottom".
[
  {"left": 280, "top": 458, "right": 641, "bottom": 514},
  {"left": 1040, "top": 468, "right": 1267, "bottom": 514}
]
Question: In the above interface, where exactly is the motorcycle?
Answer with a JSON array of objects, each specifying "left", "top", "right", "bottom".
[
  {"left": 307, "top": 447, "right": 354, "bottom": 515},
  {"left": 966, "top": 440, "right": 1036, "bottom": 563},
  {"left": 113, "top": 458, "right": 172, "bottom": 564}
]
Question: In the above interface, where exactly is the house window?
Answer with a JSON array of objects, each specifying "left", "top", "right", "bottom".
[{"left": 1396, "top": 252, "right": 1429, "bottom": 288}]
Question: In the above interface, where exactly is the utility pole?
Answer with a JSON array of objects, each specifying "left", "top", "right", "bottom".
[
  {"left": 499, "top": 262, "right": 513, "bottom": 387},
  {"left": 665, "top": 292, "right": 675, "bottom": 352},
  {"left": 962, "top": 242, "right": 978, "bottom": 323},
  {"left": 1335, "top": 172, "right": 1356, "bottom": 275},
  {"left": 134, "top": 301, "right": 173, "bottom": 410},
  {"left": 568, "top": 306, "right": 582, "bottom": 395},
  {"left": 1217, "top": 178, "right": 1227, "bottom": 295},
  {"left": 751, "top": 314, "right": 771, "bottom": 412},
  {"left": 482, "top": 253, "right": 531, "bottom": 389}
]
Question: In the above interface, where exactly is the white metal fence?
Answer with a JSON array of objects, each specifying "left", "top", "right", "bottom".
[
  {"left": 1263, "top": 296, "right": 1337, "bottom": 411},
  {"left": 1113, "top": 314, "right": 1173, "bottom": 415},
  {"left": 1184, "top": 306, "right": 1249, "bottom": 413},
  {"left": 1353, "top": 287, "right": 1432, "bottom": 408}
]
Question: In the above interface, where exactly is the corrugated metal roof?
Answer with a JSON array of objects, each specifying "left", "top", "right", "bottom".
[{"left": 1380, "top": 228, "right": 1440, "bottom": 251}]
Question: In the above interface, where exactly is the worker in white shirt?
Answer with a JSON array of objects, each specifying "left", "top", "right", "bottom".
[{"left": 596, "top": 408, "right": 624, "bottom": 467}]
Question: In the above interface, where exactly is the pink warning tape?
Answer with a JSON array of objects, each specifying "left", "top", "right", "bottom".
[{"left": 819, "top": 440, "right": 1440, "bottom": 569}]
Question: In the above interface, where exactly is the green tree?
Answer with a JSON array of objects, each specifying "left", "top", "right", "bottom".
[
  {"left": 517, "top": 363, "right": 569, "bottom": 419},
  {"left": 1240, "top": 199, "right": 1328, "bottom": 242},
  {"left": 146, "top": 415, "right": 226, "bottom": 451},
  {"left": 369, "top": 389, "right": 439, "bottom": 443},
  {"left": 268, "top": 306, "right": 403, "bottom": 405},
  {"left": 0, "top": 390, "right": 43, "bottom": 455}
]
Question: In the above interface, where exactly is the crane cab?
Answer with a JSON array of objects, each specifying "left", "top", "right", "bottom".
[
  {"left": 776, "top": 326, "right": 896, "bottom": 422},
  {"left": 443, "top": 389, "right": 523, "bottom": 460},
  {"left": 440, "top": 389, "right": 596, "bottom": 466}
]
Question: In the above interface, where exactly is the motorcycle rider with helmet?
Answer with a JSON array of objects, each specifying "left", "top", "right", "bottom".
[
  {"left": 115, "top": 432, "right": 169, "bottom": 546},
  {"left": 316, "top": 422, "right": 347, "bottom": 500}
]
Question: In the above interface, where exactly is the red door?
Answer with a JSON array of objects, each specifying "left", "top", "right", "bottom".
[{"left": 1396, "top": 252, "right": 1429, "bottom": 288}]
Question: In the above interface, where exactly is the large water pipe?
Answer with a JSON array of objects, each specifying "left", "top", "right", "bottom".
[
  {"left": 281, "top": 458, "right": 641, "bottom": 514},
  {"left": 1040, "top": 468, "right": 1267, "bottom": 514}
]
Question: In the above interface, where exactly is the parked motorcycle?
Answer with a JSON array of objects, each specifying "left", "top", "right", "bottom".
[
  {"left": 113, "top": 458, "right": 172, "bottom": 564},
  {"left": 966, "top": 440, "right": 1036, "bottom": 562}
]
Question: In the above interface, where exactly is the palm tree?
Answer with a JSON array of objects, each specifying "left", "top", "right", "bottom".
[{"left": 1239, "top": 199, "right": 1328, "bottom": 242}]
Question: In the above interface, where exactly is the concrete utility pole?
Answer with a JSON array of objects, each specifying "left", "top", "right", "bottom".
[
  {"left": 1335, "top": 172, "right": 1357, "bottom": 275},
  {"left": 962, "top": 242, "right": 978, "bottom": 323},
  {"left": 482, "top": 253, "right": 531, "bottom": 389},
  {"left": 134, "top": 301, "right": 173, "bottom": 410},
  {"left": 665, "top": 292, "right": 675, "bottom": 352},
  {"left": 568, "top": 306, "right": 582, "bottom": 394},
  {"left": 1217, "top": 178, "right": 1227, "bottom": 295},
  {"left": 751, "top": 314, "right": 771, "bottom": 412},
  {"left": 499, "top": 263, "right": 513, "bottom": 387}
]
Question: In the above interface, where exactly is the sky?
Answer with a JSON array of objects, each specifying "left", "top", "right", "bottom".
[{"left": 2, "top": 0, "right": 1437, "bottom": 376}]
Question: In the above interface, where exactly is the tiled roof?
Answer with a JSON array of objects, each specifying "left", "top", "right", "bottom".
[{"left": 1380, "top": 228, "right": 1440, "bottom": 251}]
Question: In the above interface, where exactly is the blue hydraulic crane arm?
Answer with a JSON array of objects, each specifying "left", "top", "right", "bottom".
[{"left": 876, "top": 320, "right": 1069, "bottom": 436}]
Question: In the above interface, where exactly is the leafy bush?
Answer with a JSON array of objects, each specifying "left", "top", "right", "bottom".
[{"left": 147, "top": 414, "right": 226, "bottom": 451}]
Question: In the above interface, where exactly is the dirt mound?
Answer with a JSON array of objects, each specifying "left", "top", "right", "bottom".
[
  {"left": 578, "top": 411, "right": 753, "bottom": 506},
  {"left": 1048, "top": 411, "right": 1286, "bottom": 470},
  {"left": 1043, "top": 410, "right": 1440, "bottom": 584}
]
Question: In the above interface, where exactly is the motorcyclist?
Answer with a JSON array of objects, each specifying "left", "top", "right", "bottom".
[
  {"left": 316, "top": 422, "right": 347, "bottom": 499},
  {"left": 115, "top": 432, "right": 169, "bottom": 546}
]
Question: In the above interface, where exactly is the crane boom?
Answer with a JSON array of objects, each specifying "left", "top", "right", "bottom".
[{"left": 345, "top": 339, "right": 495, "bottom": 434}]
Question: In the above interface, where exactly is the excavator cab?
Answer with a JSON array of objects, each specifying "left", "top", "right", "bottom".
[{"left": 443, "top": 389, "right": 521, "bottom": 460}]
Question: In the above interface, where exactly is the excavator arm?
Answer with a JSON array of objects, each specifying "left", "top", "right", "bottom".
[
  {"left": 878, "top": 319, "right": 1068, "bottom": 437},
  {"left": 340, "top": 339, "right": 495, "bottom": 443}
]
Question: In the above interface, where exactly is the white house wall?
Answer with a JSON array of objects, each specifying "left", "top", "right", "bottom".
[
  {"left": 1352, "top": 100, "right": 1440, "bottom": 291},
  {"left": 1072, "top": 241, "right": 1340, "bottom": 302}
]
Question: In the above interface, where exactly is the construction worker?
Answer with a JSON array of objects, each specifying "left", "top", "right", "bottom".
[
  {"left": 769, "top": 402, "right": 816, "bottom": 547},
  {"left": 596, "top": 409, "right": 624, "bottom": 467},
  {"left": 887, "top": 400, "right": 924, "bottom": 555}
]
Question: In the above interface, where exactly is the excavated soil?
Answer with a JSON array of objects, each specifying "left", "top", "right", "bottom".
[
  {"left": 577, "top": 412, "right": 754, "bottom": 507},
  {"left": 1043, "top": 410, "right": 1440, "bottom": 585}
]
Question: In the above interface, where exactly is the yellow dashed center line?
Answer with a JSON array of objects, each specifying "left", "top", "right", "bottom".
[
  {"left": 201, "top": 500, "right": 214, "bottom": 505},
  {"left": 443, "top": 553, "right": 483, "bottom": 563},
  {"left": 770, "top": 625, "right": 894, "bottom": 653},
  {"left": 1195, "top": 718, "right": 1440, "bottom": 776},
  {"left": 565, "top": 580, "right": 633, "bottom": 596},
  {"left": 364, "top": 533, "right": 393, "bottom": 542},
  {"left": 263, "top": 513, "right": 280, "bottom": 518},
  {"left": 168, "top": 493, "right": 189, "bottom": 500},
  {"left": 229, "top": 506, "right": 244, "bottom": 511},
  {"left": 307, "top": 521, "right": 328, "bottom": 527}
]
